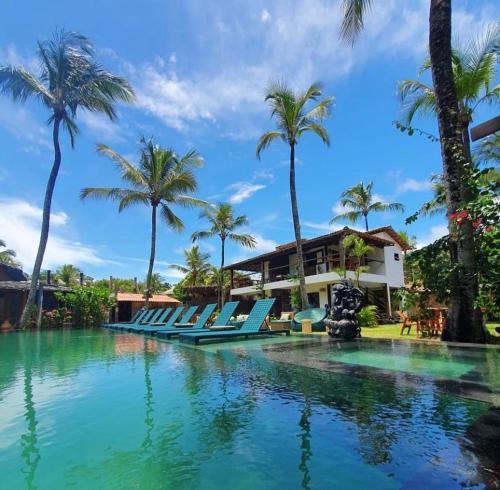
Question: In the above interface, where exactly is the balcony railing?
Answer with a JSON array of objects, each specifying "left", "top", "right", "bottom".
[{"left": 231, "top": 254, "right": 385, "bottom": 289}]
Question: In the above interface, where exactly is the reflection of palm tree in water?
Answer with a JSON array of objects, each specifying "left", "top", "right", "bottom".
[
  {"left": 298, "top": 400, "right": 312, "bottom": 490},
  {"left": 21, "top": 360, "right": 40, "bottom": 489},
  {"left": 141, "top": 339, "right": 155, "bottom": 456}
]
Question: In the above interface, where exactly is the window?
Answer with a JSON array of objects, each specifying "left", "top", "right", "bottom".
[{"left": 394, "top": 253, "right": 400, "bottom": 261}]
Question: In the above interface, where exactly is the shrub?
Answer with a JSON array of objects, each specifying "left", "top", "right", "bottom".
[
  {"left": 356, "top": 305, "right": 378, "bottom": 327},
  {"left": 55, "top": 285, "right": 115, "bottom": 328}
]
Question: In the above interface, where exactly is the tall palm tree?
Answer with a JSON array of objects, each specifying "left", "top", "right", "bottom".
[
  {"left": 339, "top": 0, "right": 486, "bottom": 342},
  {"left": 191, "top": 203, "right": 256, "bottom": 309},
  {"left": 81, "top": 137, "right": 206, "bottom": 306},
  {"left": 399, "top": 25, "right": 499, "bottom": 163},
  {"left": 0, "top": 239, "right": 20, "bottom": 267},
  {"left": 257, "top": 82, "right": 333, "bottom": 309},
  {"left": 54, "top": 264, "right": 81, "bottom": 287},
  {"left": 169, "top": 246, "right": 212, "bottom": 287},
  {"left": 0, "top": 31, "right": 134, "bottom": 327},
  {"left": 330, "top": 181, "right": 404, "bottom": 231}
]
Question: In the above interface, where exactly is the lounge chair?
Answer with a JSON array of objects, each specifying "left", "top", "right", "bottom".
[
  {"left": 139, "top": 306, "right": 185, "bottom": 333},
  {"left": 292, "top": 308, "right": 327, "bottom": 332},
  {"left": 126, "top": 308, "right": 172, "bottom": 332},
  {"left": 179, "top": 298, "right": 288, "bottom": 344},
  {"left": 103, "top": 308, "right": 148, "bottom": 328},
  {"left": 174, "top": 305, "right": 198, "bottom": 326},
  {"left": 156, "top": 303, "right": 217, "bottom": 339},
  {"left": 109, "top": 308, "right": 159, "bottom": 330}
]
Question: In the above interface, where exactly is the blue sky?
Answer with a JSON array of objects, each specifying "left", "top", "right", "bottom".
[{"left": 0, "top": 0, "right": 498, "bottom": 283}]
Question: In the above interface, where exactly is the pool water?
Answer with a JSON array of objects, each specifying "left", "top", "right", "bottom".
[{"left": 0, "top": 330, "right": 498, "bottom": 489}]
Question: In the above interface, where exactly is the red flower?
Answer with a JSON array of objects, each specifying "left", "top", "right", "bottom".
[
  {"left": 472, "top": 218, "right": 482, "bottom": 229},
  {"left": 448, "top": 212, "right": 458, "bottom": 220},
  {"left": 457, "top": 210, "right": 468, "bottom": 220}
]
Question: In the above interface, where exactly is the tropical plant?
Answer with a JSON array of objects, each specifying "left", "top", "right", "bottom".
[
  {"left": 191, "top": 203, "right": 255, "bottom": 308},
  {"left": 55, "top": 285, "right": 115, "bottom": 328},
  {"left": 146, "top": 273, "right": 170, "bottom": 294},
  {"left": 0, "top": 30, "right": 134, "bottom": 327},
  {"left": 340, "top": 0, "right": 488, "bottom": 343},
  {"left": 356, "top": 305, "right": 378, "bottom": 328},
  {"left": 54, "top": 264, "right": 81, "bottom": 287},
  {"left": 81, "top": 137, "right": 205, "bottom": 306},
  {"left": 0, "top": 239, "right": 21, "bottom": 267},
  {"left": 257, "top": 81, "right": 333, "bottom": 309},
  {"left": 343, "top": 234, "right": 373, "bottom": 287},
  {"left": 399, "top": 24, "right": 499, "bottom": 163},
  {"left": 169, "top": 246, "right": 212, "bottom": 287},
  {"left": 331, "top": 181, "right": 404, "bottom": 231},
  {"left": 396, "top": 231, "right": 416, "bottom": 251}
]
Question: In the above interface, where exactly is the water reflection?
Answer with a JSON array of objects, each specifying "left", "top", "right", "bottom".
[{"left": 0, "top": 330, "right": 496, "bottom": 489}]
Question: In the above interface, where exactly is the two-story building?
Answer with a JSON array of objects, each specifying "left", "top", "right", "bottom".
[{"left": 224, "top": 226, "right": 410, "bottom": 315}]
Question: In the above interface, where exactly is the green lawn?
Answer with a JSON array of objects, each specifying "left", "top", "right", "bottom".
[{"left": 361, "top": 323, "right": 499, "bottom": 342}]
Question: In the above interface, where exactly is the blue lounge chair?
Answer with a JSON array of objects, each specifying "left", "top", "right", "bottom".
[
  {"left": 180, "top": 299, "right": 286, "bottom": 344},
  {"left": 157, "top": 303, "right": 217, "bottom": 339},
  {"left": 109, "top": 308, "right": 158, "bottom": 330},
  {"left": 126, "top": 307, "right": 172, "bottom": 332},
  {"left": 139, "top": 306, "right": 185, "bottom": 334},
  {"left": 174, "top": 305, "right": 198, "bottom": 326},
  {"left": 103, "top": 308, "right": 144, "bottom": 328}
]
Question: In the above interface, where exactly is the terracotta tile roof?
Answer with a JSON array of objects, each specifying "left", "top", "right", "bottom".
[
  {"left": 115, "top": 292, "right": 181, "bottom": 304},
  {"left": 366, "top": 226, "right": 413, "bottom": 251}
]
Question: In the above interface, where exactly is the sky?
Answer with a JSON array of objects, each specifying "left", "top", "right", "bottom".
[{"left": 0, "top": 0, "right": 498, "bottom": 284}]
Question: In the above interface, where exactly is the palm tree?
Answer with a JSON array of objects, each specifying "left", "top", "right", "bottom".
[
  {"left": 0, "top": 31, "right": 134, "bottom": 327},
  {"left": 339, "top": 1, "right": 486, "bottom": 342},
  {"left": 257, "top": 82, "right": 333, "bottom": 309},
  {"left": 191, "top": 203, "right": 256, "bottom": 309},
  {"left": 54, "top": 264, "right": 81, "bottom": 287},
  {"left": 0, "top": 239, "right": 20, "bottom": 267},
  {"left": 81, "top": 137, "right": 206, "bottom": 307},
  {"left": 399, "top": 25, "right": 499, "bottom": 163},
  {"left": 146, "top": 273, "right": 169, "bottom": 294},
  {"left": 343, "top": 234, "right": 373, "bottom": 287},
  {"left": 169, "top": 246, "right": 212, "bottom": 287},
  {"left": 331, "top": 182, "right": 404, "bottom": 231}
]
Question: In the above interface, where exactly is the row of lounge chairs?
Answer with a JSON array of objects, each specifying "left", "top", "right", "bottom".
[{"left": 102, "top": 298, "right": 290, "bottom": 344}]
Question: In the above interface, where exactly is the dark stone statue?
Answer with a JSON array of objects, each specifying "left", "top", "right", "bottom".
[{"left": 325, "top": 279, "right": 364, "bottom": 339}]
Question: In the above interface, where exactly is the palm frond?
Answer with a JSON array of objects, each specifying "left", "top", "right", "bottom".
[
  {"left": 96, "top": 144, "right": 147, "bottom": 188},
  {"left": 340, "top": 0, "right": 373, "bottom": 44},
  {"left": 227, "top": 233, "right": 257, "bottom": 248},
  {"left": 256, "top": 131, "right": 283, "bottom": 158},
  {"left": 0, "top": 66, "right": 53, "bottom": 105},
  {"left": 398, "top": 80, "right": 436, "bottom": 124},
  {"left": 330, "top": 210, "right": 362, "bottom": 224},
  {"left": 191, "top": 230, "right": 215, "bottom": 243},
  {"left": 297, "top": 122, "right": 331, "bottom": 146},
  {"left": 160, "top": 204, "right": 184, "bottom": 231}
]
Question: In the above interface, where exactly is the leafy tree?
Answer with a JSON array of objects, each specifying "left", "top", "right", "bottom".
[
  {"left": 340, "top": 0, "right": 488, "bottom": 342},
  {"left": 146, "top": 273, "right": 170, "bottom": 294},
  {"left": 0, "top": 30, "right": 134, "bottom": 328},
  {"left": 54, "top": 264, "right": 81, "bottom": 287},
  {"left": 169, "top": 246, "right": 211, "bottom": 287},
  {"left": 343, "top": 234, "right": 373, "bottom": 287},
  {"left": 0, "top": 239, "right": 21, "bottom": 268},
  {"left": 396, "top": 231, "right": 416, "bottom": 251},
  {"left": 192, "top": 203, "right": 255, "bottom": 308},
  {"left": 81, "top": 137, "right": 205, "bottom": 306},
  {"left": 330, "top": 181, "right": 404, "bottom": 231},
  {"left": 257, "top": 81, "right": 333, "bottom": 309}
]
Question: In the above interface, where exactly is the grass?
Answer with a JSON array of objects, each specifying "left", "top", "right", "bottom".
[{"left": 361, "top": 322, "right": 499, "bottom": 342}]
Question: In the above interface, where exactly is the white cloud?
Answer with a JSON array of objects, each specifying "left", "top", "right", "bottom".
[
  {"left": 396, "top": 177, "right": 432, "bottom": 194},
  {"left": 230, "top": 232, "right": 278, "bottom": 264},
  {"left": 227, "top": 182, "right": 266, "bottom": 204},
  {"left": 253, "top": 168, "right": 275, "bottom": 181},
  {"left": 169, "top": 52, "right": 177, "bottom": 63},
  {"left": 303, "top": 220, "right": 338, "bottom": 232},
  {"left": 79, "top": 111, "right": 126, "bottom": 143},
  {"left": 0, "top": 199, "right": 108, "bottom": 271},
  {"left": 331, "top": 201, "right": 346, "bottom": 216},
  {"left": 415, "top": 224, "right": 448, "bottom": 249},
  {"left": 261, "top": 9, "right": 271, "bottom": 23}
]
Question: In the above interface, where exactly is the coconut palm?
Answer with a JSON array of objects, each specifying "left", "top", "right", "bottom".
[
  {"left": 340, "top": 0, "right": 487, "bottom": 342},
  {"left": 0, "top": 30, "right": 134, "bottom": 327},
  {"left": 54, "top": 264, "right": 81, "bottom": 287},
  {"left": 191, "top": 203, "right": 256, "bottom": 308},
  {"left": 257, "top": 82, "right": 333, "bottom": 309},
  {"left": 81, "top": 137, "right": 206, "bottom": 306},
  {"left": 331, "top": 182, "right": 404, "bottom": 231},
  {"left": 0, "top": 239, "right": 20, "bottom": 267},
  {"left": 169, "top": 246, "right": 212, "bottom": 287},
  {"left": 399, "top": 25, "right": 500, "bottom": 162},
  {"left": 343, "top": 234, "right": 373, "bottom": 287}
]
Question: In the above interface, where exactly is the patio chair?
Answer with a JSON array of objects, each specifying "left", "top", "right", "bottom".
[
  {"left": 103, "top": 308, "right": 148, "bottom": 328},
  {"left": 174, "top": 305, "right": 198, "bottom": 326},
  {"left": 156, "top": 303, "right": 218, "bottom": 339},
  {"left": 109, "top": 308, "right": 159, "bottom": 330},
  {"left": 125, "top": 308, "right": 171, "bottom": 332},
  {"left": 138, "top": 306, "right": 186, "bottom": 333}
]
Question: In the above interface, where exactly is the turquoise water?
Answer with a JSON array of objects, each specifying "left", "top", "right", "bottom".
[{"left": 0, "top": 330, "right": 497, "bottom": 489}]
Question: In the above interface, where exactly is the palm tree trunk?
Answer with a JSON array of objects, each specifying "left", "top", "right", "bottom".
[
  {"left": 219, "top": 237, "right": 225, "bottom": 310},
  {"left": 364, "top": 213, "right": 369, "bottom": 231},
  {"left": 145, "top": 204, "right": 157, "bottom": 308},
  {"left": 289, "top": 143, "right": 308, "bottom": 309},
  {"left": 20, "top": 116, "right": 62, "bottom": 328},
  {"left": 429, "top": 0, "right": 484, "bottom": 343}
]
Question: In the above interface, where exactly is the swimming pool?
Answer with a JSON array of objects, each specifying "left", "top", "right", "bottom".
[{"left": 0, "top": 330, "right": 498, "bottom": 489}]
